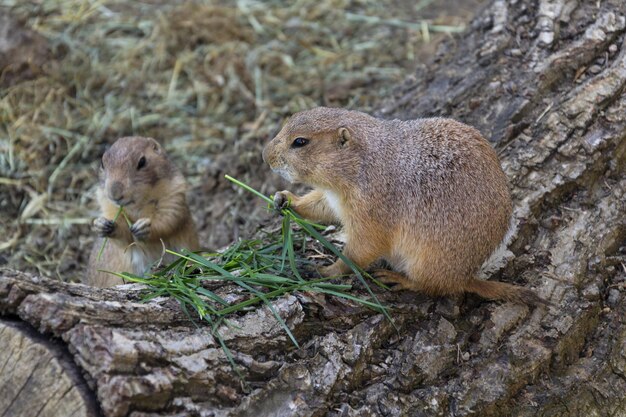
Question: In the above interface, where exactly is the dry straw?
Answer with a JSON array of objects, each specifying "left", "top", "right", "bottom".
[{"left": 1, "top": 0, "right": 465, "bottom": 279}]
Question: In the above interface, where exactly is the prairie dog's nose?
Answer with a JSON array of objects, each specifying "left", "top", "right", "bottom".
[
  {"left": 262, "top": 143, "right": 270, "bottom": 165},
  {"left": 108, "top": 181, "right": 124, "bottom": 202}
]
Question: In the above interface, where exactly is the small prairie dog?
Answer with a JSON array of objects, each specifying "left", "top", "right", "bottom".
[
  {"left": 263, "top": 107, "right": 542, "bottom": 304},
  {"left": 86, "top": 136, "right": 199, "bottom": 287}
]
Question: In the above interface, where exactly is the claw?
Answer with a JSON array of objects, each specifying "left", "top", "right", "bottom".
[
  {"left": 130, "top": 218, "right": 151, "bottom": 241},
  {"left": 273, "top": 191, "right": 290, "bottom": 212},
  {"left": 93, "top": 217, "right": 115, "bottom": 238}
]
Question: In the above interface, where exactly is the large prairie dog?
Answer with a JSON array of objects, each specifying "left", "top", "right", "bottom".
[
  {"left": 86, "top": 136, "right": 199, "bottom": 287},
  {"left": 262, "top": 107, "right": 542, "bottom": 304}
]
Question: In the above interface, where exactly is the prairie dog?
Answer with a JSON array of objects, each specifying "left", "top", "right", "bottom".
[
  {"left": 262, "top": 107, "right": 542, "bottom": 304},
  {"left": 86, "top": 136, "right": 199, "bottom": 287}
]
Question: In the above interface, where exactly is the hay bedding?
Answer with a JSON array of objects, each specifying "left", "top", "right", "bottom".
[{"left": 0, "top": 0, "right": 476, "bottom": 281}]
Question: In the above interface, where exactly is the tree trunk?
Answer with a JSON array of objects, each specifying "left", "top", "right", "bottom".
[{"left": 2, "top": 0, "right": 626, "bottom": 416}]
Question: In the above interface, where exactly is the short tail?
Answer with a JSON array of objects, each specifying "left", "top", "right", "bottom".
[{"left": 465, "top": 279, "right": 550, "bottom": 306}]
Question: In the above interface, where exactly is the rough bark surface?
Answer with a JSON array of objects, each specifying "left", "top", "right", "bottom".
[{"left": 2, "top": 0, "right": 626, "bottom": 416}]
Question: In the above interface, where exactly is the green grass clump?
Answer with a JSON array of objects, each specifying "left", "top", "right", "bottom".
[
  {"left": 110, "top": 175, "right": 391, "bottom": 378},
  {"left": 224, "top": 175, "right": 391, "bottom": 322}
]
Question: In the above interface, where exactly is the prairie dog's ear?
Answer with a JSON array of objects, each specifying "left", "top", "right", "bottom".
[
  {"left": 338, "top": 127, "right": 352, "bottom": 147},
  {"left": 147, "top": 137, "right": 162, "bottom": 154}
]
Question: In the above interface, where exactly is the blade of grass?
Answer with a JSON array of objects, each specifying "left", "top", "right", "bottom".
[
  {"left": 212, "top": 321, "right": 247, "bottom": 387},
  {"left": 282, "top": 215, "right": 304, "bottom": 282},
  {"left": 316, "top": 288, "right": 388, "bottom": 311},
  {"left": 225, "top": 175, "right": 273, "bottom": 204},
  {"left": 215, "top": 275, "right": 344, "bottom": 315},
  {"left": 279, "top": 215, "right": 290, "bottom": 273},
  {"left": 194, "top": 285, "right": 230, "bottom": 306}
]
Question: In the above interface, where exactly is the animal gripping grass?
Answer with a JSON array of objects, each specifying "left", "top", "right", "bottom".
[
  {"left": 224, "top": 175, "right": 392, "bottom": 323},
  {"left": 95, "top": 205, "right": 132, "bottom": 262},
  {"left": 111, "top": 176, "right": 392, "bottom": 379}
]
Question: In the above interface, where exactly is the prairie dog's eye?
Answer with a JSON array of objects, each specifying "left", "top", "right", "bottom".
[
  {"left": 137, "top": 156, "right": 146, "bottom": 170},
  {"left": 291, "top": 137, "right": 309, "bottom": 148}
]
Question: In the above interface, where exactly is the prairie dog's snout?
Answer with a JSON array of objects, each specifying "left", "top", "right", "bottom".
[
  {"left": 262, "top": 127, "right": 299, "bottom": 183},
  {"left": 262, "top": 135, "right": 290, "bottom": 168},
  {"left": 261, "top": 143, "right": 271, "bottom": 165},
  {"left": 106, "top": 180, "right": 126, "bottom": 204},
  {"left": 102, "top": 158, "right": 133, "bottom": 206}
]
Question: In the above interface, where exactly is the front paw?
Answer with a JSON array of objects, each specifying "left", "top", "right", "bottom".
[
  {"left": 130, "top": 218, "right": 151, "bottom": 241},
  {"left": 273, "top": 190, "right": 294, "bottom": 212},
  {"left": 93, "top": 217, "right": 115, "bottom": 238}
]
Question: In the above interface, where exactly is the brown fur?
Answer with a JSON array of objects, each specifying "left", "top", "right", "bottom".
[
  {"left": 263, "top": 107, "right": 544, "bottom": 305},
  {"left": 86, "top": 136, "right": 199, "bottom": 287}
]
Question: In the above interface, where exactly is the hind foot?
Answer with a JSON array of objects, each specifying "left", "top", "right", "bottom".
[{"left": 372, "top": 269, "right": 415, "bottom": 291}]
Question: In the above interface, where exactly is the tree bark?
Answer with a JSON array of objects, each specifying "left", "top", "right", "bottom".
[{"left": 2, "top": 0, "right": 626, "bottom": 416}]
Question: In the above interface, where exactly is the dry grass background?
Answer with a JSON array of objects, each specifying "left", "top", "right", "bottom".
[{"left": 0, "top": 0, "right": 480, "bottom": 281}]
